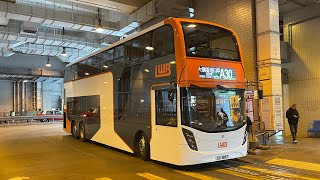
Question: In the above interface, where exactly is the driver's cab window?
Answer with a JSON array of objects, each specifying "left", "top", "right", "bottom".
[{"left": 155, "top": 89, "right": 177, "bottom": 127}]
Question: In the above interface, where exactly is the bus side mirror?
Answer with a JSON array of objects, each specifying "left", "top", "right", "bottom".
[
  {"left": 168, "top": 89, "right": 175, "bottom": 102},
  {"left": 258, "top": 90, "right": 263, "bottom": 99}
]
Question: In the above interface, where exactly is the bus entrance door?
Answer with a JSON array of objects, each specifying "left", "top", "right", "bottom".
[{"left": 150, "top": 89, "right": 179, "bottom": 163}]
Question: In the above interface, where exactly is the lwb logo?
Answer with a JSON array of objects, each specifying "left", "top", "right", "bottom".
[
  {"left": 218, "top": 142, "right": 228, "bottom": 148},
  {"left": 155, "top": 63, "right": 171, "bottom": 78}
]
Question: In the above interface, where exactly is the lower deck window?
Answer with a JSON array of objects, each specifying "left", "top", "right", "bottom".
[{"left": 155, "top": 90, "right": 177, "bottom": 127}]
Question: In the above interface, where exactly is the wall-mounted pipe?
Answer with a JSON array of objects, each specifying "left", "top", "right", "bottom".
[{"left": 288, "top": 14, "right": 320, "bottom": 46}]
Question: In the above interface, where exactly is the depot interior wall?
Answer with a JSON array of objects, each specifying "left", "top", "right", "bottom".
[
  {"left": 0, "top": 54, "right": 66, "bottom": 115},
  {"left": 0, "top": 80, "right": 13, "bottom": 116},
  {"left": 194, "top": 0, "right": 259, "bottom": 121},
  {"left": 282, "top": 4, "right": 320, "bottom": 137},
  {"left": 41, "top": 81, "right": 63, "bottom": 111}
]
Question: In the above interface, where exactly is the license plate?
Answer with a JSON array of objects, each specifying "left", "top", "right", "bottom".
[{"left": 217, "top": 155, "right": 229, "bottom": 160}]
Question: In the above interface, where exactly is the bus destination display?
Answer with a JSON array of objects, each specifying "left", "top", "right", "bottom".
[{"left": 199, "top": 66, "right": 236, "bottom": 80}]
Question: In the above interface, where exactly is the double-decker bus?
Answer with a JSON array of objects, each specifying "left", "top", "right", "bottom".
[{"left": 63, "top": 18, "right": 247, "bottom": 165}]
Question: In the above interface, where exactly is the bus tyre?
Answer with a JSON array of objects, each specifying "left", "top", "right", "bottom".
[
  {"left": 79, "top": 122, "right": 87, "bottom": 142},
  {"left": 137, "top": 133, "right": 150, "bottom": 161},
  {"left": 71, "top": 122, "right": 79, "bottom": 139}
]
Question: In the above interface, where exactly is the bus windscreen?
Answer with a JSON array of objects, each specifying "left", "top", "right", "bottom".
[
  {"left": 181, "top": 87, "right": 246, "bottom": 133},
  {"left": 182, "top": 22, "right": 240, "bottom": 61}
]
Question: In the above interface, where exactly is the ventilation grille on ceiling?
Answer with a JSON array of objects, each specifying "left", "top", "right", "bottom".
[{"left": 20, "top": 22, "right": 39, "bottom": 36}]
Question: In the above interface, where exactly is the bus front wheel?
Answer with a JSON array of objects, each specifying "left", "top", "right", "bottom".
[
  {"left": 79, "top": 122, "right": 87, "bottom": 142},
  {"left": 137, "top": 133, "right": 150, "bottom": 161},
  {"left": 71, "top": 121, "right": 79, "bottom": 139}
]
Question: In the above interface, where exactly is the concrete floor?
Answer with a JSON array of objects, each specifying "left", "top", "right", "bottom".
[{"left": 1, "top": 123, "right": 320, "bottom": 180}]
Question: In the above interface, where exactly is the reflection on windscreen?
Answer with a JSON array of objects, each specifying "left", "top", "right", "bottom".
[
  {"left": 181, "top": 88, "right": 246, "bottom": 133},
  {"left": 181, "top": 22, "right": 240, "bottom": 61}
]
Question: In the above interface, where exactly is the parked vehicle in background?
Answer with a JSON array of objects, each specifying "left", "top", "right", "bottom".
[{"left": 35, "top": 110, "right": 63, "bottom": 122}]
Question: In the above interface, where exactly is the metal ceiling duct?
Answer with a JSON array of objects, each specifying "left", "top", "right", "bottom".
[{"left": 0, "top": 0, "right": 16, "bottom": 3}]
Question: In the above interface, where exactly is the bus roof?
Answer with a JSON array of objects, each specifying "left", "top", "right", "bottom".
[
  {"left": 67, "top": 20, "right": 165, "bottom": 67},
  {"left": 66, "top": 18, "right": 237, "bottom": 67}
]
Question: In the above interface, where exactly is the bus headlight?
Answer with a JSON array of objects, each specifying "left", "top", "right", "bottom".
[{"left": 182, "top": 128, "right": 198, "bottom": 151}]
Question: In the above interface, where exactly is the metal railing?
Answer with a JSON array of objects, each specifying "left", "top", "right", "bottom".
[{"left": 0, "top": 115, "right": 63, "bottom": 126}]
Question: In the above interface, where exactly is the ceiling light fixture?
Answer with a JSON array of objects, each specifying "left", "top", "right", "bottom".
[
  {"left": 61, "top": 47, "right": 67, "bottom": 56},
  {"left": 145, "top": 46, "right": 154, "bottom": 51},
  {"left": 61, "top": 27, "right": 67, "bottom": 56},
  {"left": 46, "top": 56, "right": 51, "bottom": 67},
  {"left": 96, "top": 8, "right": 104, "bottom": 32},
  {"left": 187, "top": 24, "right": 197, "bottom": 28},
  {"left": 144, "top": 69, "right": 150, "bottom": 72}
]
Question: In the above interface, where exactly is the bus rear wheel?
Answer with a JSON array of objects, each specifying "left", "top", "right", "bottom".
[
  {"left": 137, "top": 133, "right": 150, "bottom": 161},
  {"left": 71, "top": 122, "right": 79, "bottom": 139},
  {"left": 79, "top": 122, "right": 87, "bottom": 142}
]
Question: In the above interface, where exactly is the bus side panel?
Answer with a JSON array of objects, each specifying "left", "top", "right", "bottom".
[
  {"left": 114, "top": 55, "right": 176, "bottom": 151},
  {"left": 65, "top": 73, "right": 133, "bottom": 153}
]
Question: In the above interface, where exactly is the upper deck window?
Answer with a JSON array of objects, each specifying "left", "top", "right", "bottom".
[{"left": 182, "top": 22, "right": 240, "bottom": 61}]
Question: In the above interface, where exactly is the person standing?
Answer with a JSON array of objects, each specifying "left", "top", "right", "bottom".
[{"left": 286, "top": 104, "right": 300, "bottom": 143}]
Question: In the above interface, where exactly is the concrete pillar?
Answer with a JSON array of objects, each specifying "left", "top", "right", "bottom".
[
  {"left": 256, "top": 0, "right": 283, "bottom": 130},
  {"left": 36, "top": 82, "right": 42, "bottom": 111},
  {"left": 21, "top": 81, "right": 25, "bottom": 115},
  {"left": 17, "top": 81, "right": 20, "bottom": 113},
  {"left": 13, "top": 81, "right": 16, "bottom": 113}
]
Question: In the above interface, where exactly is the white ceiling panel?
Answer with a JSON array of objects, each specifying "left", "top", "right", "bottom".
[
  {"left": 49, "top": 51, "right": 59, "bottom": 56},
  {"left": 35, "top": 38, "right": 46, "bottom": 44},
  {"left": 17, "top": 36, "right": 28, "bottom": 42},
  {"left": 0, "top": 43, "right": 8, "bottom": 48},
  {"left": 61, "top": 41, "right": 71, "bottom": 47},
  {"left": 7, "top": 34, "right": 18, "bottom": 41},
  {"left": 26, "top": 37, "right": 37, "bottom": 43},
  {"left": 68, "top": 0, "right": 138, "bottom": 13},
  {"left": 80, "top": 25, "right": 94, "bottom": 31},
  {"left": 42, "top": 19, "right": 54, "bottom": 25},
  {"left": 51, "top": 20, "right": 75, "bottom": 28},
  {"left": 30, "top": 17, "right": 45, "bottom": 24},
  {"left": 41, "top": 51, "right": 51, "bottom": 56},
  {"left": 75, "top": 44, "right": 86, "bottom": 49},
  {"left": 67, "top": 42, "right": 78, "bottom": 48},
  {"left": 71, "top": 24, "right": 83, "bottom": 30},
  {"left": 7, "top": 13, "right": 31, "bottom": 21},
  {"left": 0, "top": 17, "right": 9, "bottom": 26},
  {"left": 26, "top": 49, "right": 35, "bottom": 54},
  {"left": 111, "top": 31, "right": 125, "bottom": 36},
  {"left": 82, "top": 46, "right": 94, "bottom": 51},
  {"left": 51, "top": 40, "right": 63, "bottom": 46},
  {"left": 43, "top": 39, "right": 54, "bottom": 45}
]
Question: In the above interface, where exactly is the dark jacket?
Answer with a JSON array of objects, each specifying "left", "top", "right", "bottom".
[{"left": 286, "top": 107, "right": 299, "bottom": 125}]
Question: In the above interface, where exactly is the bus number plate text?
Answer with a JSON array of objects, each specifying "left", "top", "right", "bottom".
[{"left": 217, "top": 155, "right": 229, "bottom": 160}]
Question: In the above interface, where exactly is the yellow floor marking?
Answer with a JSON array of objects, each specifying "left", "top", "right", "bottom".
[
  {"left": 266, "top": 158, "right": 320, "bottom": 173},
  {"left": 241, "top": 166, "right": 317, "bottom": 180},
  {"left": 95, "top": 177, "right": 112, "bottom": 180},
  {"left": 8, "top": 177, "right": 30, "bottom": 180},
  {"left": 174, "top": 170, "right": 220, "bottom": 180},
  {"left": 216, "top": 169, "right": 268, "bottom": 180},
  {"left": 136, "top": 173, "right": 167, "bottom": 180}
]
